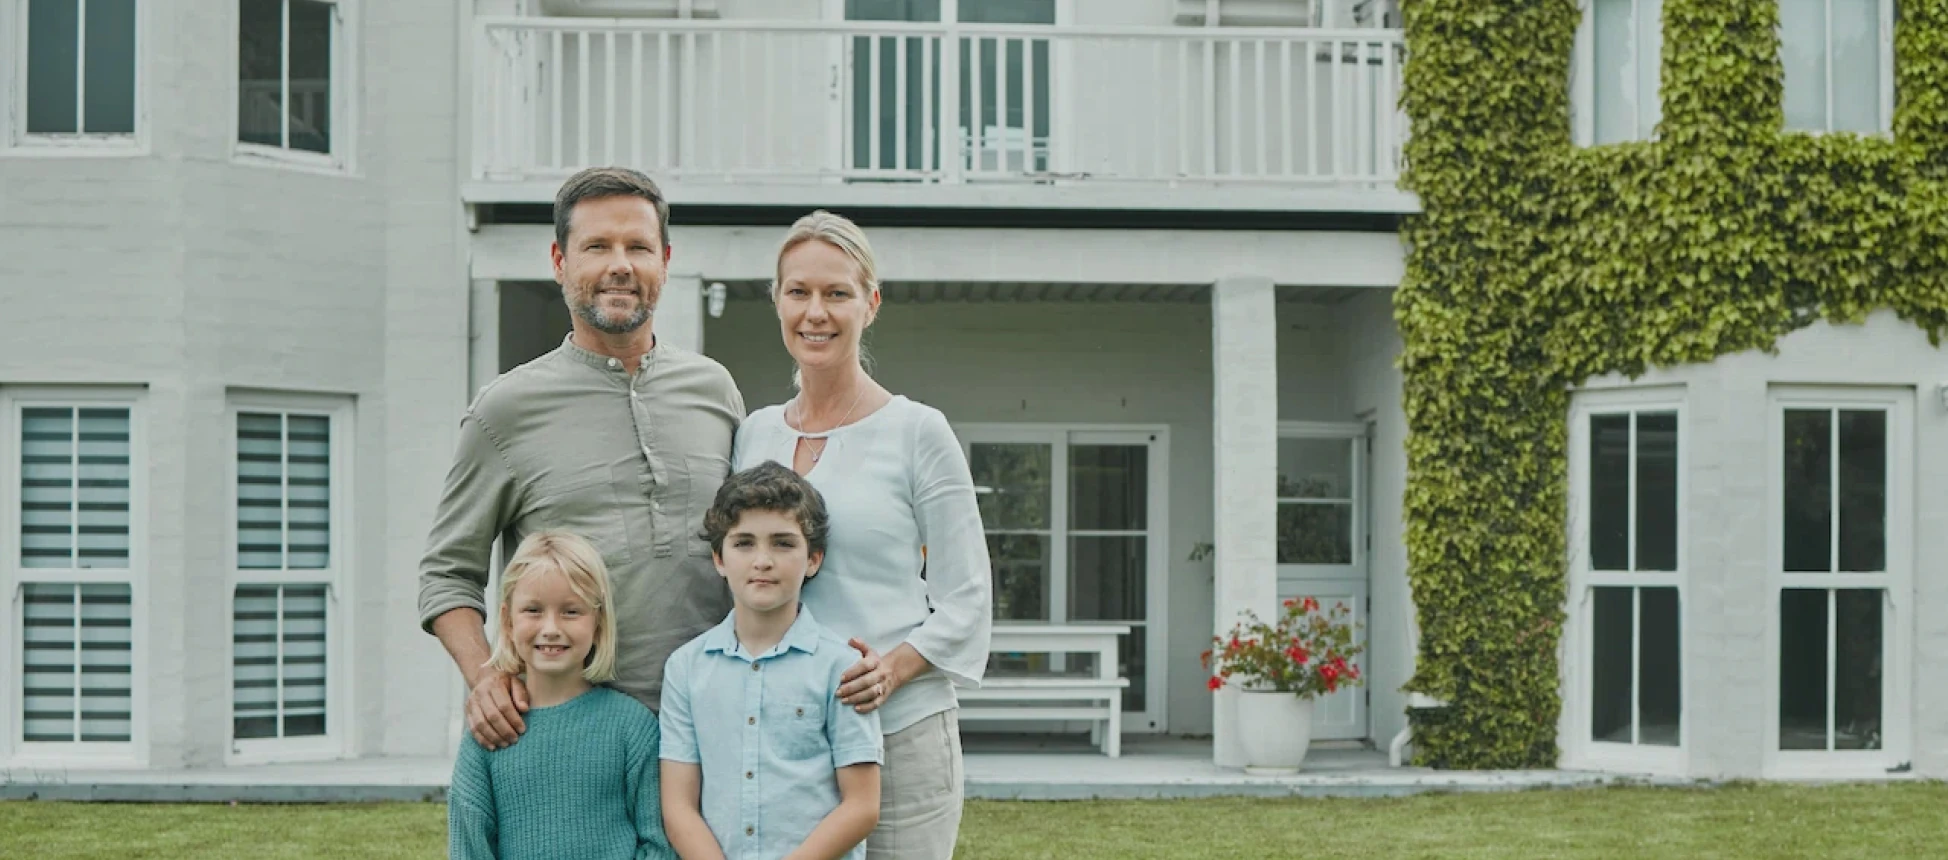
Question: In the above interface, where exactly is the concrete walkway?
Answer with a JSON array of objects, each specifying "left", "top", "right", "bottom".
[{"left": 1, "top": 735, "right": 1670, "bottom": 804}]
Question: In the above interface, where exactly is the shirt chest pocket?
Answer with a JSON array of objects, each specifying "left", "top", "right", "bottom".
[
  {"left": 672, "top": 453, "right": 730, "bottom": 558},
  {"left": 530, "top": 466, "right": 636, "bottom": 567},
  {"left": 762, "top": 698, "right": 827, "bottom": 762}
]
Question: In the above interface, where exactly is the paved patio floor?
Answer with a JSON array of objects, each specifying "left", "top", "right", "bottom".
[{"left": 0, "top": 734, "right": 1673, "bottom": 803}]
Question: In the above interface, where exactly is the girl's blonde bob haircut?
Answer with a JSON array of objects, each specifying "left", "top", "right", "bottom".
[{"left": 486, "top": 529, "right": 619, "bottom": 683}]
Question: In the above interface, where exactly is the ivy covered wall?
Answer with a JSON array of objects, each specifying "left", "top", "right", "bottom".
[{"left": 1395, "top": 0, "right": 1948, "bottom": 768}]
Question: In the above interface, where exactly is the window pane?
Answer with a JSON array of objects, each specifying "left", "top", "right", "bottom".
[
  {"left": 76, "top": 408, "right": 133, "bottom": 568},
  {"left": 22, "top": 583, "right": 78, "bottom": 741},
  {"left": 1639, "top": 586, "right": 1681, "bottom": 747},
  {"left": 78, "top": 584, "right": 135, "bottom": 741},
  {"left": 1591, "top": 586, "right": 1634, "bottom": 743},
  {"left": 27, "top": 0, "right": 81, "bottom": 133},
  {"left": 1591, "top": 0, "right": 1660, "bottom": 143},
  {"left": 1589, "top": 414, "right": 1630, "bottom": 570},
  {"left": 282, "top": 585, "right": 329, "bottom": 737},
  {"left": 1779, "top": 588, "right": 1830, "bottom": 749},
  {"left": 20, "top": 407, "right": 130, "bottom": 570},
  {"left": 1833, "top": 588, "right": 1882, "bottom": 750},
  {"left": 238, "top": 0, "right": 285, "bottom": 147},
  {"left": 287, "top": 414, "right": 332, "bottom": 568},
  {"left": 970, "top": 443, "right": 1050, "bottom": 530},
  {"left": 1635, "top": 412, "right": 1678, "bottom": 571},
  {"left": 1837, "top": 409, "right": 1886, "bottom": 573},
  {"left": 1782, "top": 409, "right": 1833, "bottom": 572},
  {"left": 1277, "top": 502, "right": 1352, "bottom": 565},
  {"left": 20, "top": 407, "right": 77, "bottom": 568},
  {"left": 1277, "top": 438, "right": 1352, "bottom": 500},
  {"left": 986, "top": 534, "right": 1049, "bottom": 621},
  {"left": 1071, "top": 444, "right": 1146, "bottom": 531},
  {"left": 1069, "top": 536, "right": 1143, "bottom": 622},
  {"left": 234, "top": 584, "right": 329, "bottom": 740},
  {"left": 237, "top": 413, "right": 287, "bottom": 569},
  {"left": 1828, "top": 0, "right": 1883, "bottom": 133},
  {"left": 82, "top": 0, "right": 137, "bottom": 134},
  {"left": 22, "top": 583, "right": 132, "bottom": 743},
  {"left": 1780, "top": 0, "right": 1829, "bottom": 130},
  {"left": 287, "top": 0, "right": 333, "bottom": 153},
  {"left": 237, "top": 412, "right": 333, "bottom": 570}
]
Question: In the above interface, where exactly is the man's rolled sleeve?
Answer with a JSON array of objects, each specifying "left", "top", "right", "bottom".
[
  {"left": 826, "top": 657, "right": 883, "bottom": 768},
  {"left": 417, "top": 413, "right": 519, "bottom": 633}
]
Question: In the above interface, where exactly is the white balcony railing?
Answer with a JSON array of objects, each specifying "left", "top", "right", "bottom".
[{"left": 473, "top": 17, "right": 1404, "bottom": 188}]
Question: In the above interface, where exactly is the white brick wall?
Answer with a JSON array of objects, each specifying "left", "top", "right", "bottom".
[{"left": 0, "top": 0, "right": 467, "bottom": 768}]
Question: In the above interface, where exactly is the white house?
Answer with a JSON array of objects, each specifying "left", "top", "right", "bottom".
[{"left": 1, "top": 0, "right": 1942, "bottom": 786}]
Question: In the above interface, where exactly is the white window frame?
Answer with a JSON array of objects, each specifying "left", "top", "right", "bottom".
[
  {"left": 1561, "top": 386, "right": 1688, "bottom": 777},
  {"left": 231, "top": 0, "right": 358, "bottom": 174},
  {"left": 1763, "top": 386, "right": 1913, "bottom": 779},
  {"left": 959, "top": 422, "right": 1171, "bottom": 733},
  {"left": 0, "top": 387, "right": 148, "bottom": 768},
  {"left": 0, "top": 0, "right": 149, "bottom": 155},
  {"left": 1778, "top": 0, "right": 1897, "bottom": 135},
  {"left": 223, "top": 391, "right": 353, "bottom": 764},
  {"left": 1571, "top": 0, "right": 1663, "bottom": 146}
]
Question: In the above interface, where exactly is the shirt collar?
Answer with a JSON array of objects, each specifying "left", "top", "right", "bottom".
[
  {"left": 700, "top": 604, "right": 823, "bottom": 661},
  {"left": 557, "top": 333, "right": 659, "bottom": 374}
]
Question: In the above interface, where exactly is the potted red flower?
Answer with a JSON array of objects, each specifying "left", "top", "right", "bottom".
[{"left": 1201, "top": 596, "right": 1365, "bottom": 773}]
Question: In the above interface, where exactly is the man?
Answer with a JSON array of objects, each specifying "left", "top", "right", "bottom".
[{"left": 419, "top": 167, "right": 743, "bottom": 749}]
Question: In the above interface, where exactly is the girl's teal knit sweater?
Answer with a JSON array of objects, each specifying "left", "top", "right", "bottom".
[{"left": 447, "top": 686, "right": 674, "bottom": 859}]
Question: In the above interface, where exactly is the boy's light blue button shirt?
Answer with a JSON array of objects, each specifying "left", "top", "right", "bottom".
[{"left": 660, "top": 605, "right": 884, "bottom": 860}]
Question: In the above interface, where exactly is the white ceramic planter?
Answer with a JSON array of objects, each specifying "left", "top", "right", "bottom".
[{"left": 1235, "top": 690, "right": 1316, "bottom": 774}]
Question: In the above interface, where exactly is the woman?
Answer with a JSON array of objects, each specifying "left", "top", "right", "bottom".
[{"left": 731, "top": 210, "right": 991, "bottom": 859}]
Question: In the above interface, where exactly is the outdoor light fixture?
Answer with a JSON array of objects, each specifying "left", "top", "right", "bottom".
[{"left": 707, "top": 282, "right": 727, "bottom": 318}]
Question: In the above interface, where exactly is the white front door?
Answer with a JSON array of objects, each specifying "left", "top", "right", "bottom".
[
  {"left": 1273, "top": 422, "right": 1369, "bottom": 741},
  {"left": 961, "top": 425, "right": 1168, "bottom": 733}
]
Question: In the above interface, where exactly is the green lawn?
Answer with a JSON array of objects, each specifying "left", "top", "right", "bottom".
[{"left": 4, "top": 783, "right": 1946, "bottom": 858}]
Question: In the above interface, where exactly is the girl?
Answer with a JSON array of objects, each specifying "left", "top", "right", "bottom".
[{"left": 448, "top": 530, "right": 674, "bottom": 860}]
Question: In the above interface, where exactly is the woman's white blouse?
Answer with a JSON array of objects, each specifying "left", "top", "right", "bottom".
[{"left": 732, "top": 395, "right": 993, "bottom": 734}]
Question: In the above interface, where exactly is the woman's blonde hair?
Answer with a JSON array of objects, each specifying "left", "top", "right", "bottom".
[
  {"left": 772, "top": 209, "right": 881, "bottom": 301},
  {"left": 486, "top": 530, "right": 619, "bottom": 683},
  {"left": 772, "top": 210, "right": 881, "bottom": 388}
]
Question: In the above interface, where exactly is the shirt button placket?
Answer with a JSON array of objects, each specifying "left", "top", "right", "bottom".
[{"left": 743, "top": 660, "right": 762, "bottom": 857}]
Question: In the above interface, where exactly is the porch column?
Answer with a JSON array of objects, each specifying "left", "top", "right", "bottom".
[
  {"left": 1211, "top": 275, "right": 1280, "bottom": 768},
  {"left": 468, "top": 279, "right": 500, "bottom": 399},
  {"left": 658, "top": 273, "right": 705, "bottom": 354}
]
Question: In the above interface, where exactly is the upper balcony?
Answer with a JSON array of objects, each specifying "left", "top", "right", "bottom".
[{"left": 465, "top": 15, "right": 1413, "bottom": 217}]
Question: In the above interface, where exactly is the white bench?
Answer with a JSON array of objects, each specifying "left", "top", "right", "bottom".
[{"left": 959, "top": 624, "right": 1131, "bottom": 757}]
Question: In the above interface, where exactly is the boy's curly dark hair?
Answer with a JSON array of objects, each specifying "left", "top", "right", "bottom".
[{"left": 699, "top": 461, "right": 830, "bottom": 557}]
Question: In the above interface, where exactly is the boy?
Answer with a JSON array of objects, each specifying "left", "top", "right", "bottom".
[{"left": 659, "top": 462, "right": 883, "bottom": 860}]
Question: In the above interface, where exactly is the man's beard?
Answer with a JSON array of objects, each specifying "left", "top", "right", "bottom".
[{"left": 573, "top": 278, "right": 655, "bottom": 334}]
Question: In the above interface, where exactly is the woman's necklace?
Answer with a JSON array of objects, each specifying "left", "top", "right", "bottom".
[{"left": 795, "top": 386, "right": 868, "bottom": 463}]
